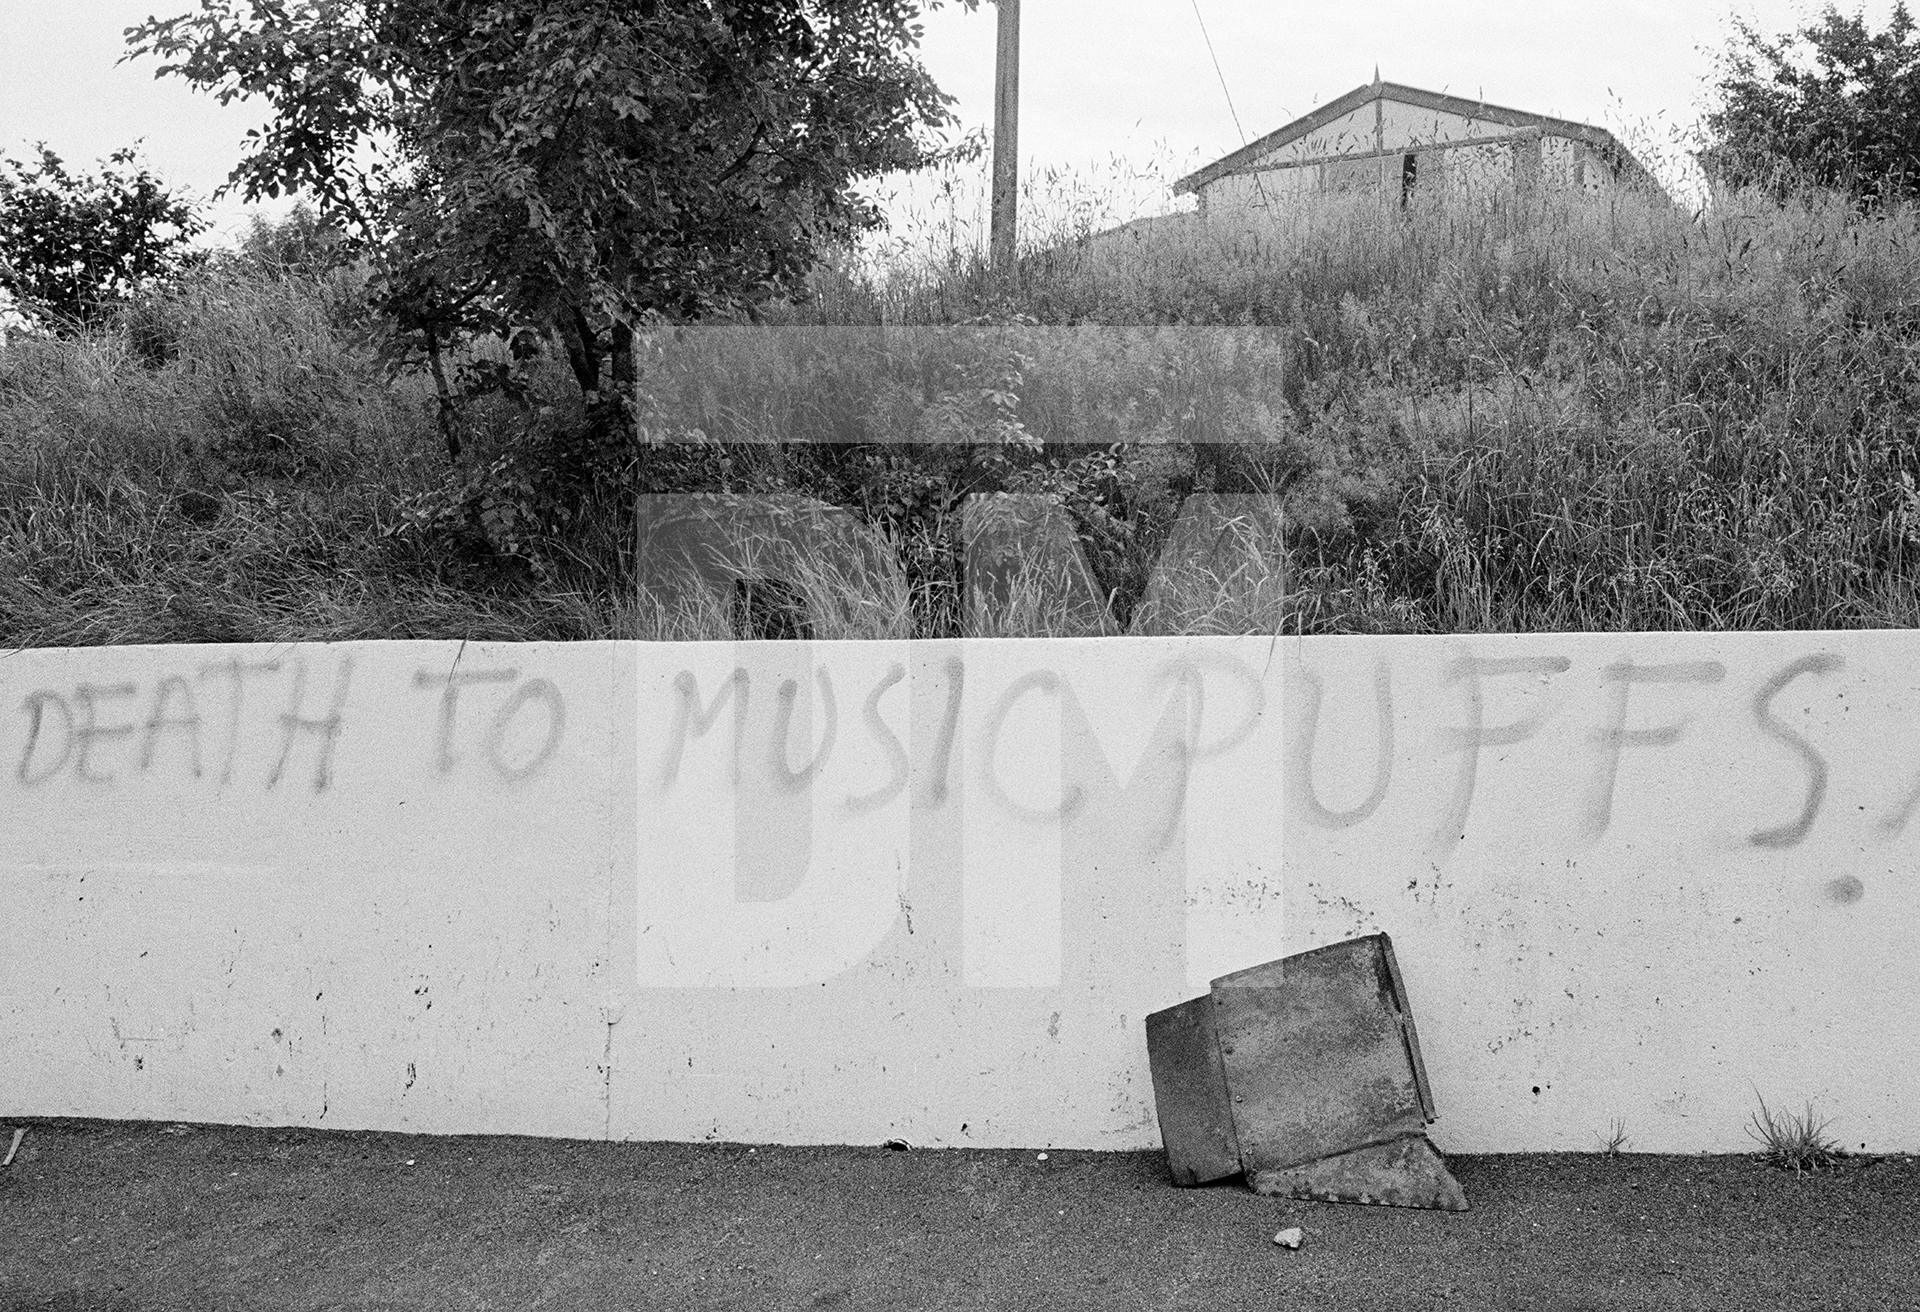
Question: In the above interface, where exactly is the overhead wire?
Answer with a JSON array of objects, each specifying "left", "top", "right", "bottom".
[{"left": 1188, "top": 0, "right": 1275, "bottom": 212}]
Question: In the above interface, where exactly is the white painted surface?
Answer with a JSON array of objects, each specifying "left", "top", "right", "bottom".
[
  {"left": 1201, "top": 108, "right": 1629, "bottom": 215},
  {"left": 1438, "top": 140, "right": 1520, "bottom": 197},
  {"left": 618, "top": 637, "right": 1283, "bottom": 1147},
  {"left": 1282, "top": 632, "right": 1920, "bottom": 1155},
  {"left": 1200, "top": 166, "right": 1320, "bottom": 215},
  {"left": 1264, "top": 105, "right": 1373, "bottom": 164},
  {"left": 3, "top": 632, "right": 1917, "bottom": 1153},
  {"left": 1542, "top": 134, "right": 1579, "bottom": 188},
  {"left": 1377, "top": 100, "right": 1495, "bottom": 149},
  {"left": 1, "top": 642, "right": 621, "bottom": 1138}
]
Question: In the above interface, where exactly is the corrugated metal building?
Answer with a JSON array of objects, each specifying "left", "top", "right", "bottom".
[{"left": 1173, "top": 76, "right": 1655, "bottom": 216}]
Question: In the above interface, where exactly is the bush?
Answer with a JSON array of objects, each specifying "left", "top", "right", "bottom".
[
  {"left": 1701, "top": 4, "right": 1920, "bottom": 204},
  {"left": 0, "top": 145, "right": 203, "bottom": 331},
  {"left": 0, "top": 256, "right": 605, "bottom": 647},
  {"left": 11, "top": 158, "right": 1920, "bottom": 643}
]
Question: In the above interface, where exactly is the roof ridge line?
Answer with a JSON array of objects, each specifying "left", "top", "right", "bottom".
[{"left": 1173, "top": 79, "right": 1629, "bottom": 196}]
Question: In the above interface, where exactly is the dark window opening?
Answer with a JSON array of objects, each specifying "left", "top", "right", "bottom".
[{"left": 1401, "top": 153, "right": 1418, "bottom": 207}]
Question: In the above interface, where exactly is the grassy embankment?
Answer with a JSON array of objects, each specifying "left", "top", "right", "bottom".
[{"left": 6, "top": 174, "right": 1920, "bottom": 645}]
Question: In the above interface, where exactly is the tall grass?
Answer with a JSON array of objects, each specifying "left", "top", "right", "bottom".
[
  {"left": 839, "top": 174, "right": 1920, "bottom": 633},
  {"left": 6, "top": 162, "right": 1920, "bottom": 643},
  {"left": 0, "top": 262, "right": 607, "bottom": 645}
]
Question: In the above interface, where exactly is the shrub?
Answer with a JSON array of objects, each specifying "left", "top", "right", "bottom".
[
  {"left": 13, "top": 149, "right": 1920, "bottom": 644},
  {"left": 0, "top": 145, "right": 203, "bottom": 331}
]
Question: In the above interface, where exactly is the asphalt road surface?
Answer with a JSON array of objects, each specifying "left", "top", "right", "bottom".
[{"left": 2, "top": 1120, "right": 1916, "bottom": 1311}]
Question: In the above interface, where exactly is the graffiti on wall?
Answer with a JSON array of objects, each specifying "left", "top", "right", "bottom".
[
  {"left": 9, "top": 652, "right": 567, "bottom": 791},
  {"left": 1288, "top": 649, "right": 1873, "bottom": 851},
  {"left": 6, "top": 635, "right": 1899, "bottom": 997},
  {"left": 628, "top": 637, "right": 1906, "bottom": 988},
  {"left": 8, "top": 641, "right": 1900, "bottom": 844}
]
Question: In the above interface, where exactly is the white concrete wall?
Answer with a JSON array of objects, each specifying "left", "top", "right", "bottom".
[
  {"left": 1204, "top": 132, "right": 1618, "bottom": 218},
  {"left": 1200, "top": 166, "right": 1320, "bottom": 216},
  {"left": 1539, "top": 135, "right": 1614, "bottom": 196},
  {"left": 1542, "top": 134, "right": 1579, "bottom": 189},
  {"left": 1261, "top": 106, "right": 1374, "bottom": 165},
  {"left": 1284, "top": 632, "right": 1920, "bottom": 1156},
  {"left": 1439, "top": 140, "right": 1519, "bottom": 198},
  {"left": 1250, "top": 101, "right": 1500, "bottom": 168},
  {"left": 5, "top": 632, "right": 1917, "bottom": 1154},
  {"left": 1377, "top": 100, "right": 1492, "bottom": 150},
  {"left": 1320, "top": 155, "right": 1395, "bottom": 197},
  {"left": 1, "top": 642, "right": 623, "bottom": 1138}
]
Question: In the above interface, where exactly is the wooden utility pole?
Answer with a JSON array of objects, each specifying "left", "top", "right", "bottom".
[{"left": 990, "top": 0, "right": 1020, "bottom": 285}]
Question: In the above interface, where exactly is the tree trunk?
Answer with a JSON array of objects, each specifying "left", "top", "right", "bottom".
[
  {"left": 556, "top": 306, "right": 601, "bottom": 397},
  {"left": 610, "top": 319, "right": 635, "bottom": 391},
  {"left": 423, "top": 327, "right": 462, "bottom": 462},
  {"left": 609, "top": 319, "right": 637, "bottom": 442}
]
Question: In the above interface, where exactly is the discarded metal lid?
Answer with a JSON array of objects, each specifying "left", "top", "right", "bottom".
[{"left": 1145, "top": 932, "right": 1467, "bottom": 1211}]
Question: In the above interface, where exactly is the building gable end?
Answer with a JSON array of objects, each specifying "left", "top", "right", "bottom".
[{"left": 1175, "top": 80, "right": 1644, "bottom": 197}]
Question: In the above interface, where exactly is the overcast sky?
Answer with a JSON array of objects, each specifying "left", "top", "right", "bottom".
[{"left": 0, "top": 0, "right": 1898, "bottom": 246}]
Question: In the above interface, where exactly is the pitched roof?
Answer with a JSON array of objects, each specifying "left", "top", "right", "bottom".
[{"left": 1172, "top": 81, "right": 1650, "bottom": 195}]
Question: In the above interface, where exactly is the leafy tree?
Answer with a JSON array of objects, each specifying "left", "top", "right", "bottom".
[
  {"left": 1702, "top": 3, "right": 1920, "bottom": 201},
  {"left": 128, "top": 0, "right": 978, "bottom": 459},
  {"left": 0, "top": 145, "right": 205, "bottom": 329},
  {"left": 231, "top": 201, "right": 350, "bottom": 278}
]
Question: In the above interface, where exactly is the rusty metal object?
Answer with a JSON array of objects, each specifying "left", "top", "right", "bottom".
[
  {"left": 1248, "top": 1134, "right": 1468, "bottom": 1211},
  {"left": 1144, "top": 933, "right": 1467, "bottom": 1210},
  {"left": 1215, "top": 935, "right": 1431, "bottom": 1171},
  {"left": 1144, "top": 995, "right": 1241, "bottom": 1186}
]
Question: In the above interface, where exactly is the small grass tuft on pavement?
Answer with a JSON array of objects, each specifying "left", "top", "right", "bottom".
[{"left": 1747, "top": 1093, "right": 1846, "bottom": 1174}]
